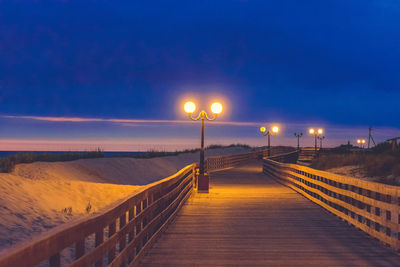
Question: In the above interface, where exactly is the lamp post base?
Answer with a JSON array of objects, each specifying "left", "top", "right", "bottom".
[{"left": 197, "top": 174, "right": 209, "bottom": 193}]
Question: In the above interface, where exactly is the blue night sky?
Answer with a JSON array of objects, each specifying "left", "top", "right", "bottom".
[{"left": 0, "top": 0, "right": 399, "bottom": 151}]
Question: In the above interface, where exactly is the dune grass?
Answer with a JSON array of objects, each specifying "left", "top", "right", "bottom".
[
  {"left": 0, "top": 149, "right": 104, "bottom": 173},
  {"left": 134, "top": 143, "right": 251, "bottom": 159},
  {"left": 0, "top": 144, "right": 252, "bottom": 172},
  {"left": 311, "top": 142, "right": 400, "bottom": 185}
]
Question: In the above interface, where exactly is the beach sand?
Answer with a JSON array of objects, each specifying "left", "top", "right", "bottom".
[{"left": 0, "top": 146, "right": 251, "bottom": 251}]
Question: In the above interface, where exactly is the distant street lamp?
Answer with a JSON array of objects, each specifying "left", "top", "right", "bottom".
[
  {"left": 357, "top": 139, "right": 366, "bottom": 148},
  {"left": 318, "top": 136, "right": 325, "bottom": 150},
  {"left": 294, "top": 132, "right": 303, "bottom": 150},
  {"left": 184, "top": 100, "right": 223, "bottom": 192},
  {"left": 260, "top": 125, "right": 279, "bottom": 156},
  {"left": 309, "top": 128, "right": 324, "bottom": 152}
]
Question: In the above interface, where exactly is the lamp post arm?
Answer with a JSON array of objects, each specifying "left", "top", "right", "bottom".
[
  {"left": 262, "top": 131, "right": 271, "bottom": 137},
  {"left": 189, "top": 111, "right": 204, "bottom": 121},
  {"left": 204, "top": 112, "right": 217, "bottom": 121},
  {"left": 189, "top": 110, "right": 217, "bottom": 121}
]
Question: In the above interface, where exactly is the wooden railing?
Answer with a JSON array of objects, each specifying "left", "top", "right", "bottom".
[
  {"left": 206, "top": 147, "right": 295, "bottom": 172},
  {"left": 263, "top": 154, "right": 400, "bottom": 251},
  {"left": 0, "top": 148, "right": 286, "bottom": 266},
  {"left": 0, "top": 164, "right": 196, "bottom": 267}
]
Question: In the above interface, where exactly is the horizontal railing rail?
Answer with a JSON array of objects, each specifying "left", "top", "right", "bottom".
[
  {"left": 206, "top": 147, "right": 295, "bottom": 172},
  {"left": 0, "top": 164, "right": 196, "bottom": 267},
  {"left": 0, "top": 148, "right": 291, "bottom": 266},
  {"left": 263, "top": 155, "right": 400, "bottom": 251}
]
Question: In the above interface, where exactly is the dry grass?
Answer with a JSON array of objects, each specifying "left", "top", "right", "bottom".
[
  {"left": 0, "top": 149, "right": 104, "bottom": 173},
  {"left": 134, "top": 144, "right": 251, "bottom": 159},
  {"left": 311, "top": 143, "right": 400, "bottom": 185}
]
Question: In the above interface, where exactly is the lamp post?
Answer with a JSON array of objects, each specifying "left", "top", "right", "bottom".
[
  {"left": 260, "top": 125, "right": 279, "bottom": 156},
  {"left": 318, "top": 136, "right": 325, "bottom": 150},
  {"left": 184, "top": 100, "right": 222, "bottom": 192},
  {"left": 357, "top": 139, "right": 366, "bottom": 148},
  {"left": 309, "top": 128, "right": 324, "bottom": 152},
  {"left": 294, "top": 132, "right": 303, "bottom": 150}
]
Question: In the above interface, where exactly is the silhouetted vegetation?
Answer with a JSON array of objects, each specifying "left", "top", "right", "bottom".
[
  {"left": 0, "top": 145, "right": 253, "bottom": 172},
  {"left": 134, "top": 149, "right": 199, "bottom": 159},
  {"left": 0, "top": 149, "right": 104, "bottom": 173},
  {"left": 311, "top": 142, "right": 400, "bottom": 185},
  {"left": 206, "top": 143, "right": 251, "bottom": 149},
  {"left": 134, "top": 144, "right": 251, "bottom": 159}
]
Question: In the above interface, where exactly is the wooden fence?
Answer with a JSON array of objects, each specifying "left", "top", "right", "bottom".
[
  {"left": 263, "top": 153, "right": 400, "bottom": 251},
  {"left": 206, "top": 147, "right": 295, "bottom": 172},
  {"left": 0, "top": 164, "right": 196, "bottom": 267},
  {"left": 0, "top": 148, "right": 289, "bottom": 266}
]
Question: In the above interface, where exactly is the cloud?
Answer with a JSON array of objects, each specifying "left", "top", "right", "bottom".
[
  {"left": 1, "top": 115, "right": 399, "bottom": 151},
  {"left": 1, "top": 115, "right": 265, "bottom": 127}
]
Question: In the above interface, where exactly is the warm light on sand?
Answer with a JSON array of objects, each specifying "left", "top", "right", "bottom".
[{"left": 184, "top": 101, "right": 196, "bottom": 114}]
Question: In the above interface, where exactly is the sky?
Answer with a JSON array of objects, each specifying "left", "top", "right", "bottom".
[{"left": 0, "top": 0, "right": 399, "bottom": 151}]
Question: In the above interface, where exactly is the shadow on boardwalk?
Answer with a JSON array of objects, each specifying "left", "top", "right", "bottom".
[{"left": 139, "top": 161, "right": 400, "bottom": 266}]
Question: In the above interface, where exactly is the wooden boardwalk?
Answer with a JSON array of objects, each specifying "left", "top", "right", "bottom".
[{"left": 139, "top": 162, "right": 400, "bottom": 266}]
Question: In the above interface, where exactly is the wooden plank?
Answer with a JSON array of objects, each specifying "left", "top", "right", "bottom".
[
  {"left": 75, "top": 239, "right": 85, "bottom": 260},
  {"left": 138, "top": 162, "right": 400, "bottom": 267},
  {"left": 49, "top": 253, "right": 60, "bottom": 267},
  {"left": 263, "top": 159, "right": 400, "bottom": 251},
  {"left": 94, "top": 230, "right": 104, "bottom": 267},
  {"left": 110, "top": 181, "right": 193, "bottom": 267}
]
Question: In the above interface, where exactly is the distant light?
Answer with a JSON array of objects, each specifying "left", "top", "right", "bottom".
[
  {"left": 362, "top": 139, "right": 366, "bottom": 144},
  {"left": 318, "top": 128, "right": 323, "bottom": 135},
  {"left": 272, "top": 126, "right": 279, "bottom": 134},
  {"left": 260, "top": 126, "right": 266, "bottom": 133},
  {"left": 210, "top": 102, "right": 223, "bottom": 114},
  {"left": 184, "top": 101, "right": 196, "bottom": 114},
  {"left": 357, "top": 139, "right": 361, "bottom": 144},
  {"left": 309, "top": 128, "right": 315, "bottom": 135}
]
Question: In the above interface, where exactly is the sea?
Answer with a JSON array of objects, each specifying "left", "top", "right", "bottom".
[{"left": 0, "top": 151, "right": 147, "bottom": 158}]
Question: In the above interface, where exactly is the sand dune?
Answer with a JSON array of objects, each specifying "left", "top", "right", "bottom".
[{"left": 0, "top": 146, "right": 251, "bottom": 251}]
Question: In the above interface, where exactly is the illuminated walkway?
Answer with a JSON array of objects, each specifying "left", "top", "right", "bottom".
[{"left": 139, "top": 162, "right": 400, "bottom": 266}]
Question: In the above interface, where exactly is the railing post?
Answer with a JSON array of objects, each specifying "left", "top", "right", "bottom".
[
  {"left": 120, "top": 213, "right": 127, "bottom": 252},
  {"left": 95, "top": 229, "right": 104, "bottom": 267},
  {"left": 75, "top": 239, "right": 85, "bottom": 260},
  {"left": 49, "top": 253, "right": 60, "bottom": 267},
  {"left": 108, "top": 222, "right": 116, "bottom": 263}
]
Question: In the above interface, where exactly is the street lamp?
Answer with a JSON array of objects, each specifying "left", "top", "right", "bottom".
[
  {"left": 260, "top": 125, "right": 279, "bottom": 156},
  {"left": 309, "top": 128, "right": 324, "bottom": 152},
  {"left": 318, "top": 136, "right": 325, "bottom": 150},
  {"left": 357, "top": 139, "right": 366, "bottom": 148},
  {"left": 294, "top": 132, "right": 303, "bottom": 150},
  {"left": 184, "top": 100, "right": 223, "bottom": 192}
]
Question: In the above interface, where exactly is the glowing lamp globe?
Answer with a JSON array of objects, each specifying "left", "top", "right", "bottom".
[
  {"left": 272, "top": 126, "right": 279, "bottom": 134},
  {"left": 184, "top": 101, "right": 196, "bottom": 114},
  {"left": 211, "top": 102, "right": 223, "bottom": 114},
  {"left": 260, "top": 126, "right": 266, "bottom": 133},
  {"left": 357, "top": 139, "right": 361, "bottom": 144},
  {"left": 362, "top": 139, "right": 366, "bottom": 144},
  {"left": 309, "top": 129, "right": 315, "bottom": 135},
  {"left": 318, "top": 129, "right": 323, "bottom": 135}
]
